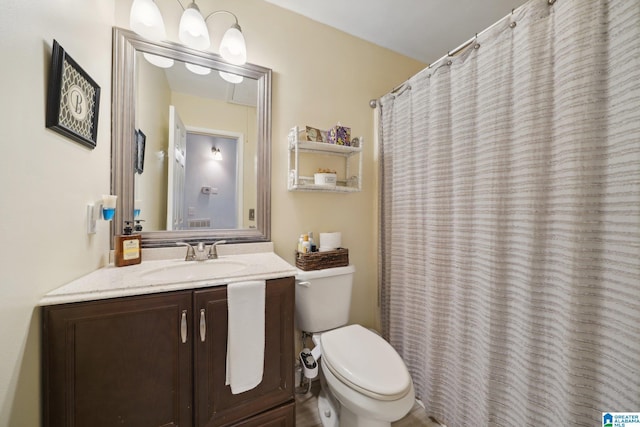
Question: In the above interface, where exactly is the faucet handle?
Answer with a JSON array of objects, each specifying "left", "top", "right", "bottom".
[
  {"left": 176, "top": 242, "right": 196, "bottom": 261},
  {"left": 208, "top": 240, "right": 227, "bottom": 259}
]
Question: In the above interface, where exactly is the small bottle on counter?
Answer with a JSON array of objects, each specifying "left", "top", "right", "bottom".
[
  {"left": 302, "top": 234, "right": 311, "bottom": 253},
  {"left": 308, "top": 232, "right": 317, "bottom": 252},
  {"left": 114, "top": 221, "right": 142, "bottom": 267},
  {"left": 297, "top": 234, "right": 304, "bottom": 253}
]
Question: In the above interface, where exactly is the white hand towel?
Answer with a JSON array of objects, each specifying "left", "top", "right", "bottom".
[{"left": 225, "top": 280, "right": 266, "bottom": 394}]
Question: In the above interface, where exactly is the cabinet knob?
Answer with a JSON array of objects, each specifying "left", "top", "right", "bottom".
[
  {"left": 180, "top": 310, "right": 188, "bottom": 343},
  {"left": 199, "top": 309, "right": 206, "bottom": 342}
]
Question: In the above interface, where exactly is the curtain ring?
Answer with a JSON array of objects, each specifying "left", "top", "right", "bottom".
[
  {"left": 474, "top": 43, "right": 481, "bottom": 49},
  {"left": 510, "top": 21, "right": 517, "bottom": 29},
  {"left": 548, "top": 0, "right": 556, "bottom": 4}
]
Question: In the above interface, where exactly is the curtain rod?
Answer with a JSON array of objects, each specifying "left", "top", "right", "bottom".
[{"left": 370, "top": 0, "right": 557, "bottom": 108}]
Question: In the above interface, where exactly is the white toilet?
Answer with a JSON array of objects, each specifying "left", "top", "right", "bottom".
[{"left": 295, "top": 265, "right": 415, "bottom": 427}]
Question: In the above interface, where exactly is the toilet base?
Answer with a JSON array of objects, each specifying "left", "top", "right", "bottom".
[{"left": 317, "top": 388, "right": 338, "bottom": 427}]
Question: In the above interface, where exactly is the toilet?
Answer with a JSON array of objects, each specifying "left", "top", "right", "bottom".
[{"left": 295, "top": 265, "right": 415, "bottom": 427}]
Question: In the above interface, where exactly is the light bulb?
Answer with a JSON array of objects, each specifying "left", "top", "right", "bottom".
[
  {"left": 143, "top": 53, "right": 174, "bottom": 68},
  {"left": 129, "top": 0, "right": 166, "bottom": 41},
  {"left": 179, "top": 3, "right": 211, "bottom": 50},
  {"left": 185, "top": 63, "right": 211, "bottom": 75},
  {"left": 219, "top": 71, "right": 244, "bottom": 84},
  {"left": 219, "top": 24, "right": 247, "bottom": 65}
]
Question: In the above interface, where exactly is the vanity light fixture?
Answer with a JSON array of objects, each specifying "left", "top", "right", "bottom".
[
  {"left": 211, "top": 147, "right": 223, "bottom": 161},
  {"left": 185, "top": 62, "right": 211, "bottom": 75},
  {"left": 130, "top": 0, "right": 175, "bottom": 68},
  {"left": 143, "top": 53, "right": 174, "bottom": 68},
  {"left": 181, "top": 7, "right": 247, "bottom": 65},
  {"left": 130, "top": 0, "right": 248, "bottom": 66},
  {"left": 218, "top": 70, "right": 243, "bottom": 84},
  {"left": 179, "top": 2, "right": 210, "bottom": 49},
  {"left": 129, "top": 0, "right": 167, "bottom": 42}
]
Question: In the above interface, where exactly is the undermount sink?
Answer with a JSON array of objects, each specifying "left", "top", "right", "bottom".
[{"left": 140, "top": 259, "right": 248, "bottom": 284}]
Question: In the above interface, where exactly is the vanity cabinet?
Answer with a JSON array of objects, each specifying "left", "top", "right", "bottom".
[
  {"left": 287, "top": 125, "right": 363, "bottom": 192},
  {"left": 42, "top": 277, "right": 295, "bottom": 427}
]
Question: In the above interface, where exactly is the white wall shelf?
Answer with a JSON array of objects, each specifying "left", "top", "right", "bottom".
[{"left": 287, "top": 126, "right": 363, "bottom": 193}]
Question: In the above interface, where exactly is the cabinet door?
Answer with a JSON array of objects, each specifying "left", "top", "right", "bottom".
[
  {"left": 42, "top": 291, "right": 193, "bottom": 427},
  {"left": 194, "top": 277, "right": 295, "bottom": 427},
  {"left": 232, "top": 402, "right": 295, "bottom": 427}
]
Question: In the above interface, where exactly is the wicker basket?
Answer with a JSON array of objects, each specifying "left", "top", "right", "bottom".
[{"left": 295, "top": 248, "right": 349, "bottom": 271}]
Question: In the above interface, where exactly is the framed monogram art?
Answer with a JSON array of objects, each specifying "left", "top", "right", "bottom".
[{"left": 46, "top": 40, "right": 101, "bottom": 149}]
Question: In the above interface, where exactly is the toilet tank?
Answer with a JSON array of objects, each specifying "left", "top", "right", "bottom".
[{"left": 295, "top": 265, "right": 355, "bottom": 333}]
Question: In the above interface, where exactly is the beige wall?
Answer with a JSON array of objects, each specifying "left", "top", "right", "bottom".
[
  {"left": 0, "top": 1, "right": 114, "bottom": 426},
  {"left": 0, "top": 0, "right": 424, "bottom": 425}
]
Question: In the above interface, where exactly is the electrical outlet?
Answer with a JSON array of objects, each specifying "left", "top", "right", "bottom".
[{"left": 249, "top": 208, "right": 255, "bottom": 221}]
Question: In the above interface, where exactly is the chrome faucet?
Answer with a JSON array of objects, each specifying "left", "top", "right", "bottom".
[
  {"left": 177, "top": 241, "right": 226, "bottom": 261},
  {"left": 208, "top": 240, "right": 227, "bottom": 259},
  {"left": 195, "top": 242, "right": 208, "bottom": 261},
  {"left": 176, "top": 242, "right": 196, "bottom": 261}
]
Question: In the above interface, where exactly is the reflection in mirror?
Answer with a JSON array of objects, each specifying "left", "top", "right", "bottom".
[
  {"left": 135, "top": 51, "right": 257, "bottom": 232},
  {"left": 112, "top": 28, "right": 271, "bottom": 247}
]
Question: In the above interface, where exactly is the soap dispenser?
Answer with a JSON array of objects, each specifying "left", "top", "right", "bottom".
[{"left": 114, "top": 221, "right": 142, "bottom": 267}]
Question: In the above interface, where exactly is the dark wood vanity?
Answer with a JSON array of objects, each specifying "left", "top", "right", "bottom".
[{"left": 42, "top": 276, "right": 295, "bottom": 427}]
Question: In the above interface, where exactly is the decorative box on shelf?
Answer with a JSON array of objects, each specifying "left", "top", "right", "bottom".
[
  {"left": 304, "top": 125, "right": 326, "bottom": 142},
  {"left": 326, "top": 125, "right": 351, "bottom": 146},
  {"left": 295, "top": 248, "right": 349, "bottom": 271}
]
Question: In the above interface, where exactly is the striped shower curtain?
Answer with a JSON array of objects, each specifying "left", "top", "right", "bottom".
[{"left": 378, "top": 1, "right": 639, "bottom": 425}]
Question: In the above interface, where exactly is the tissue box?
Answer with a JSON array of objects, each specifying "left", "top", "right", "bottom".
[
  {"left": 326, "top": 125, "right": 351, "bottom": 146},
  {"left": 314, "top": 173, "right": 337, "bottom": 186}
]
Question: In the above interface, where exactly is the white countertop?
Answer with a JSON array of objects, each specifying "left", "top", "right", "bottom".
[{"left": 40, "top": 243, "right": 297, "bottom": 306}]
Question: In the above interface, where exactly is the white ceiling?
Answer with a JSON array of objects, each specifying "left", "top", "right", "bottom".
[{"left": 263, "top": 0, "right": 528, "bottom": 64}]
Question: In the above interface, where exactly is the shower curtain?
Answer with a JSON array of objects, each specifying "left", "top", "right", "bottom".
[{"left": 378, "top": 1, "right": 639, "bottom": 426}]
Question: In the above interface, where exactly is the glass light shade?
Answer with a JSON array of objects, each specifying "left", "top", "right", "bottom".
[
  {"left": 212, "top": 148, "right": 223, "bottom": 161},
  {"left": 179, "top": 4, "right": 211, "bottom": 50},
  {"left": 218, "top": 71, "right": 244, "bottom": 84},
  {"left": 185, "top": 62, "right": 211, "bottom": 75},
  {"left": 143, "top": 53, "right": 174, "bottom": 68},
  {"left": 129, "top": 0, "right": 166, "bottom": 41},
  {"left": 219, "top": 24, "right": 247, "bottom": 65}
]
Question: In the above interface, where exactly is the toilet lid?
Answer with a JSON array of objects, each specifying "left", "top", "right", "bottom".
[{"left": 320, "top": 324, "right": 412, "bottom": 401}]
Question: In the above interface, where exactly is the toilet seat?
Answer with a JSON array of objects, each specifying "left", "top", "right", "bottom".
[{"left": 320, "top": 324, "right": 412, "bottom": 401}]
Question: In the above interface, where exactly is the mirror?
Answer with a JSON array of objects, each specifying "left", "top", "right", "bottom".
[{"left": 112, "top": 28, "right": 271, "bottom": 247}]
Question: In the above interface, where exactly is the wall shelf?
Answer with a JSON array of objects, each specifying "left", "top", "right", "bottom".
[{"left": 287, "top": 126, "right": 363, "bottom": 193}]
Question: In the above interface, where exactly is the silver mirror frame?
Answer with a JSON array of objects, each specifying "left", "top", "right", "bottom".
[{"left": 112, "top": 27, "right": 271, "bottom": 247}]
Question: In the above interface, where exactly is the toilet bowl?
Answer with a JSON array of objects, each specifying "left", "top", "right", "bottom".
[
  {"left": 320, "top": 324, "right": 415, "bottom": 427},
  {"left": 295, "top": 266, "right": 415, "bottom": 427}
]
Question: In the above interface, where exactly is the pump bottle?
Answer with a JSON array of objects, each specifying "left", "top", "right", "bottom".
[{"left": 114, "top": 221, "right": 142, "bottom": 267}]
